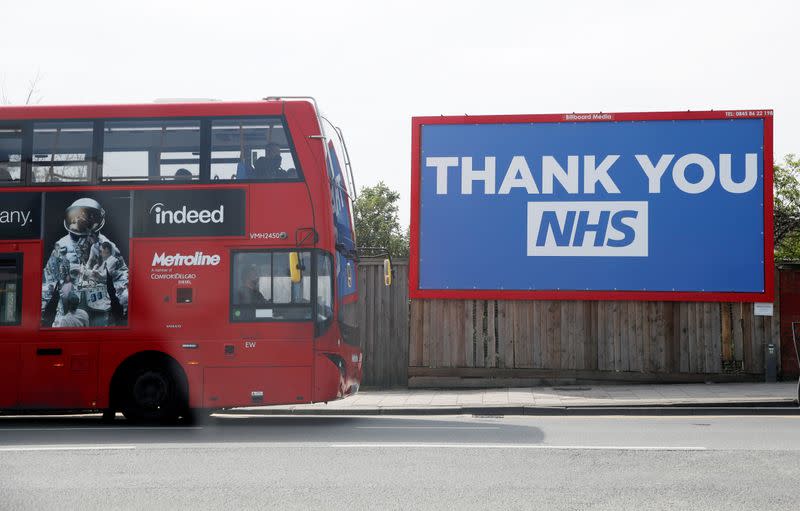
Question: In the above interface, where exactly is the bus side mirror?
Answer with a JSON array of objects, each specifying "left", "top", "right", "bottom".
[
  {"left": 383, "top": 258, "right": 392, "bottom": 286},
  {"left": 289, "top": 252, "right": 302, "bottom": 283}
]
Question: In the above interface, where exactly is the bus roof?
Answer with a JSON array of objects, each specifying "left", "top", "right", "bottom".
[{"left": 0, "top": 99, "right": 310, "bottom": 121}]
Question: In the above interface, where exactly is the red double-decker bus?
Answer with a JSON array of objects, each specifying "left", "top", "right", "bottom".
[{"left": 0, "top": 98, "right": 363, "bottom": 422}]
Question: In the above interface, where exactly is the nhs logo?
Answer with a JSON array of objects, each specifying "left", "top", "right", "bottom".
[{"left": 527, "top": 201, "right": 648, "bottom": 257}]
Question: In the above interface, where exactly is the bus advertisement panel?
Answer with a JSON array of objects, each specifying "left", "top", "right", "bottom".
[{"left": 410, "top": 110, "right": 774, "bottom": 302}]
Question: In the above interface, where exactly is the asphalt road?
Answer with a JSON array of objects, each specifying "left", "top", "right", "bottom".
[{"left": 1, "top": 413, "right": 799, "bottom": 510}]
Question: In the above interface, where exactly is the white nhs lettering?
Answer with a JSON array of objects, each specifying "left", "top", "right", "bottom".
[{"left": 527, "top": 201, "right": 648, "bottom": 257}]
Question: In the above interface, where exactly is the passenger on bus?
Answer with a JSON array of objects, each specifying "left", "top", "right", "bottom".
[
  {"left": 235, "top": 154, "right": 254, "bottom": 180},
  {"left": 237, "top": 264, "right": 268, "bottom": 305},
  {"left": 252, "top": 157, "right": 268, "bottom": 179},
  {"left": 174, "top": 168, "right": 193, "bottom": 180},
  {"left": 251, "top": 143, "right": 289, "bottom": 180}
]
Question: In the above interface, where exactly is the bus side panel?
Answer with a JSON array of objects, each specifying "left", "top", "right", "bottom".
[
  {"left": 96, "top": 339, "right": 314, "bottom": 409},
  {"left": 203, "top": 366, "right": 312, "bottom": 408},
  {"left": 18, "top": 342, "right": 98, "bottom": 409},
  {"left": 0, "top": 343, "right": 20, "bottom": 407}
]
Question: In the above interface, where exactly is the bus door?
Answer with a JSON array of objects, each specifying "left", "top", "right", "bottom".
[
  {"left": 15, "top": 240, "right": 99, "bottom": 409},
  {"left": 18, "top": 341, "right": 98, "bottom": 409},
  {"left": 0, "top": 251, "right": 23, "bottom": 407}
]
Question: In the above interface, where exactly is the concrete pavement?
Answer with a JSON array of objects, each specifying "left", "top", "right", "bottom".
[{"left": 234, "top": 382, "right": 800, "bottom": 415}]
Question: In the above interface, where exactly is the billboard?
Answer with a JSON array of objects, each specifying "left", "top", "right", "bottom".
[{"left": 410, "top": 110, "right": 773, "bottom": 302}]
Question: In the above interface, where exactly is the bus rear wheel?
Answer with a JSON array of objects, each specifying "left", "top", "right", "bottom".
[{"left": 120, "top": 364, "right": 183, "bottom": 423}]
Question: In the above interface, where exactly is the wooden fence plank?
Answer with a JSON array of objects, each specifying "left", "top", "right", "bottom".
[
  {"left": 594, "top": 302, "right": 604, "bottom": 371},
  {"left": 574, "top": 301, "right": 584, "bottom": 370},
  {"left": 742, "top": 302, "right": 754, "bottom": 372},
  {"left": 533, "top": 300, "right": 543, "bottom": 368},
  {"left": 702, "top": 302, "right": 713, "bottom": 373},
  {"left": 721, "top": 303, "right": 732, "bottom": 362},
  {"left": 732, "top": 302, "right": 744, "bottom": 362},
  {"left": 664, "top": 302, "right": 677, "bottom": 373},
  {"left": 551, "top": 301, "right": 562, "bottom": 369},
  {"left": 516, "top": 302, "right": 534, "bottom": 368},
  {"left": 710, "top": 304, "right": 722, "bottom": 373},
  {"left": 611, "top": 301, "right": 619, "bottom": 372},
  {"left": 498, "top": 301, "right": 514, "bottom": 368},
  {"left": 619, "top": 301, "right": 630, "bottom": 372},
  {"left": 463, "top": 300, "right": 475, "bottom": 367},
  {"left": 679, "top": 303, "right": 689, "bottom": 372},
  {"left": 560, "top": 302, "right": 570, "bottom": 370},
  {"left": 585, "top": 301, "right": 597, "bottom": 370},
  {"left": 687, "top": 303, "right": 697, "bottom": 372},
  {"left": 698, "top": 302, "right": 708, "bottom": 372}
]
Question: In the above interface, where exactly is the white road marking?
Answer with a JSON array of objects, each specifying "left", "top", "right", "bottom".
[
  {"left": 0, "top": 445, "right": 136, "bottom": 452},
  {"left": 330, "top": 443, "right": 707, "bottom": 451},
  {"left": 0, "top": 427, "right": 202, "bottom": 432},
  {"left": 355, "top": 426, "right": 500, "bottom": 430},
  {"left": 0, "top": 441, "right": 710, "bottom": 452}
]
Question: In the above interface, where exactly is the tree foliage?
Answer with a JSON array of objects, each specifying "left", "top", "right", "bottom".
[
  {"left": 774, "top": 154, "right": 800, "bottom": 260},
  {"left": 353, "top": 181, "right": 409, "bottom": 258}
]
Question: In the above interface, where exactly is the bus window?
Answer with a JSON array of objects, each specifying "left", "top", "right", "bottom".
[
  {"left": 32, "top": 121, "right": 94, "bottom": 183},
  {"left": 101, "top": 120, "right": 201, "bottom": 182},
  {"left": 0, "top": 255, "right": 22, "bottom": 325},
  {"left": 0, "top": 127, "right": 23, "bottom": 183},
  {"left": 210, "top": 118, "right": 300, "bottom": 181},
  {"left": 231, "top": 251, "right": 311, "bottom": 322},
  {"left": 316, "top": 252, "right": 333, "bottom": 325}
]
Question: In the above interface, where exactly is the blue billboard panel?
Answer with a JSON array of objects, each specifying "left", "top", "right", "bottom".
[{"left": 412, "top": 112, "right": 772, "bottom": 300}]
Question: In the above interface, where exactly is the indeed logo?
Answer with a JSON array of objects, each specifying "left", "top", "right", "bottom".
[
  {"left": 527, "top": 201, "right": 648, "bottom": 257},
  {"left": 152, "top": 251, "right": 221, "bottom": 267},
  {"left": 149, "top": 203, "right": 224, "bottom": 225}
]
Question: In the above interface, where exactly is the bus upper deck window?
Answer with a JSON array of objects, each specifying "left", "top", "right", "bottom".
[
  {"left": 32, "top": 121, "right": 94, "bottom": 184},
  {"left": 101, "top": 120, "right": 201, "bottom": 182},
  {"left": 0, "top": 128, "right": 23, "bottom": 183},
  {"left": 210, "top": 118, "right": 300, "bottom": 181}
]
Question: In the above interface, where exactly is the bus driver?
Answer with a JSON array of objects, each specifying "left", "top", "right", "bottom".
[{"left": 237, "top": 264, "right": 268, "bottom": 305}]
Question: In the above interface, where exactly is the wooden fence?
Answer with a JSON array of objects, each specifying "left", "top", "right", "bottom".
[
  {"left": 408, "top": 300, "right": 779, "bottom": 387},
  {"left": 355, "top": 260, "right": 409, "bottom": 387},
  {"left": 357, "top": 260, "right": 781, "bottom": 387}
]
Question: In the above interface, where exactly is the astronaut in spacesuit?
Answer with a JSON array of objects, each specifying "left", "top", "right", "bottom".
[{"left": 41, "top": 197, "right": 129, "bottom": 327}]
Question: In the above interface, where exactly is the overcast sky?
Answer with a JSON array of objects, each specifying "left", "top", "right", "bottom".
[{"left": 1, "top": 1, "right": 797, "bottom": 226}]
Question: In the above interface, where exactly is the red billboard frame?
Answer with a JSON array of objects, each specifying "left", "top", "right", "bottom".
[{"left": 410, "top": 109, "right": 774, "bottom": 302}]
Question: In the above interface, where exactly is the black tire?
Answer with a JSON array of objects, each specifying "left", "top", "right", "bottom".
[{"left": 120, "top": 363, "right": 184, "bottom": 423}]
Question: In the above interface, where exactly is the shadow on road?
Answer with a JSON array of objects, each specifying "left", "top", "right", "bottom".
[{"left": 0, "top": 413, "right": 546, "bottom": 447}]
